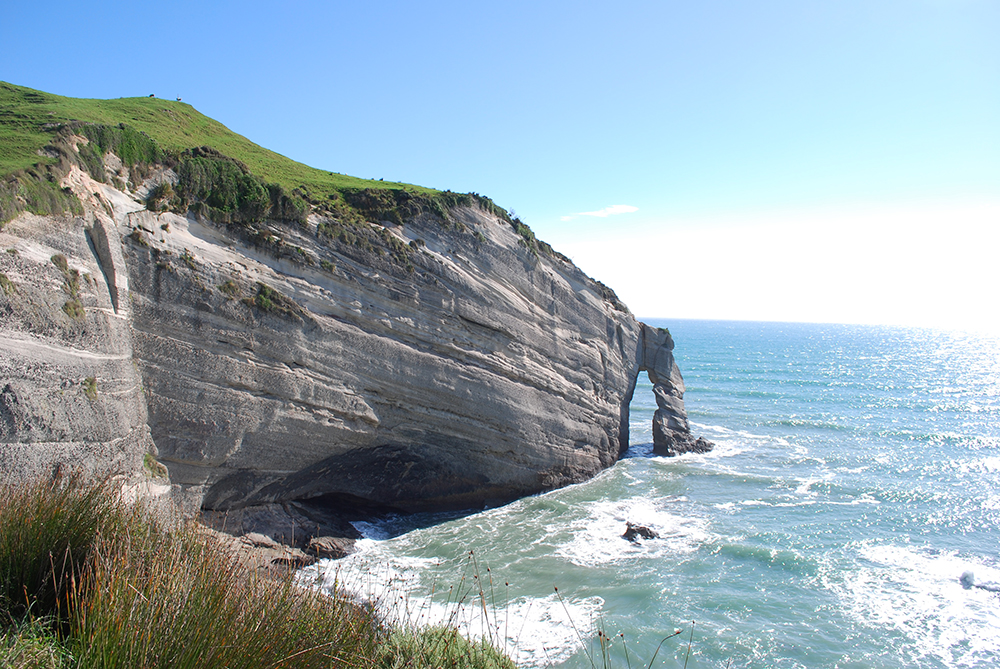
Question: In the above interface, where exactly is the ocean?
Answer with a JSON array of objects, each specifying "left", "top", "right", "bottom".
[{"left": 300, "top": 319, "right": 1000, "bottom": 668}]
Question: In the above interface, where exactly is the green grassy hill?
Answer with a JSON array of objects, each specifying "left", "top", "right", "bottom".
[
  {"left": 0, "top": 81, "right": 558, "bottom": 264},
  {"left": 0, "top": 81, "right": 431, "bottom": 197}
]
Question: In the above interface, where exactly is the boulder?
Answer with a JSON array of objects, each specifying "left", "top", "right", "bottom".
[
  {"left": 623, "top": 522, "right": 659, "bottom": 543},
  {"left": 307, "top": 536, "right": 355, "bottom": 559}
]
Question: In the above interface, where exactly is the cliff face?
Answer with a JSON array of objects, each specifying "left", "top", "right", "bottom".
[
  {"left": 0, "top": 179, "right": 152, "bottom": 485},
  {"left": 0, "top": 160, "right": 702, "bottom": 523}
]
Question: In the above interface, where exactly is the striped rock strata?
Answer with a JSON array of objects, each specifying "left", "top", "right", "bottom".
[{"left": 0, "top": 165, "right": 708, "bottom": 541}]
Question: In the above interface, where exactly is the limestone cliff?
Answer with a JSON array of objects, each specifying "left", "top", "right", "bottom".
[{"left": 0, "top": 150, "right": 706, "bottom": 544}]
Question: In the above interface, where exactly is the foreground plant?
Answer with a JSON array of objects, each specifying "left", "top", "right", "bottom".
[
  {"left": 70, "top": 527, "right": 382, "bottom": 668},
  {"left": 0, "top": 476, "right": 127, "bottom": 624},
  {"left": 0, "top": 476, "right": 518, "bottom": 669}
]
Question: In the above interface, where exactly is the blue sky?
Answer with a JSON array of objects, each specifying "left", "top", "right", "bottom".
[{"left": 4, "top": 1, "right": 998, "bottom": 330}]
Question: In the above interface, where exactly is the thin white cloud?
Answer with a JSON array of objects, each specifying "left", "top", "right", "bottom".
[{"left": 561, "top": 204, "right": 638, "bottom": 221}]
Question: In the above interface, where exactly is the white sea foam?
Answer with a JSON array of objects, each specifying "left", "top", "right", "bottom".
[
  {"left": 950, "top": 455, "right": 1000, "bottom": 475},
  {"left": 693, "top": 421, "right": 793, "bottom": 447},
  {"left": 625, "top": 421, "right": 753, "bottom": 461},
  {"left": 300, "top": 546, "right": 603, "bottom": 669},
  {"left": 350, "top": 520, "right": 393, "bottom": 540},
  {"left": 554, "top": 495, "right": 711, "bottom": 567},
  {"left": 830, "top": 543, "right": 1000, "bottom": 668}
]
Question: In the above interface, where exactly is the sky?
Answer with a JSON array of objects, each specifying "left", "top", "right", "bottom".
[{"left": 3, "top": 0, "right": 998, "bottom": 331}]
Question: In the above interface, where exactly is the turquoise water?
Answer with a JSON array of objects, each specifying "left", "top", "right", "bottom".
[{"left": 301, "top": 320, "right": 1000, "bottom": 668}]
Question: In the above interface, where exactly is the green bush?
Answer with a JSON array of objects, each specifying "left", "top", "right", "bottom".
[
  {"left": 74, "top": 142, "right": 106, "bottom": 183},
  {"left": 51, "top": 255, "right": 80, "bottom": 299},
  {"left": 145, "top": 182, "right": 174, "bottom": 212},
  {"left": 82, "top": 378, "right": 97, "bottom": 401},
  {"left": 267, "top": 183, "right": 308, "bottom": 224},
  {"left": 142, "top": 453, "right": 169, "bottom": 479},
  {"left": 217, "top": 279, "right": 240, "bottom": 298},
  {"left": 176, "top": 149, "right": 270, "bottom": 226},
  {"left": 0, "top": 173, "right": 83, "bottom": 225},
  {"left": 243, "top": 282, "right": 299, "bottom": 319},
  {"left": 61, "top": 300, "right": 84, "bottom": 320},
  {"left": 174, "top": 148, "right": 309, "bottom": 230},
  {"left": 78, "top": 124, "right": 162, "bottom": 169},
  {"left": 0, "top": 273, "right": 16, "bottom": 296}
]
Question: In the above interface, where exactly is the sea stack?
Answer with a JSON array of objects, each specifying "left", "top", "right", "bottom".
[{"left": 641, "top": 324, "right": 714, "bottom": 456}]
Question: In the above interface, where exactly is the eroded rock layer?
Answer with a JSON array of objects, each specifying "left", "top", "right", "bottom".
[{"left": 0, "top": 163, "right": 708, "bottom": 528}]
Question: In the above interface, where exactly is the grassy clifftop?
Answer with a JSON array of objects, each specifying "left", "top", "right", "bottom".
[
  {"left": 0, "top": 81, "right": 534, "bottom": 258},
  {"left": 0, "top": 81, "right": 595, "bottom": 287},
  {"left": 0, "top": 81, "right": 430, "bottom": 198}
]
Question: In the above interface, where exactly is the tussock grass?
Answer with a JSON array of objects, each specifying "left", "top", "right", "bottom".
[
  {"left": 0, "top": 476, "right": 518, "bottom": 668},
  {"left": 0, "top": 477, "right": 126, "bottom": 624},
  {"left": 70, "top": 529, "right": 378, "bottom": 668}
]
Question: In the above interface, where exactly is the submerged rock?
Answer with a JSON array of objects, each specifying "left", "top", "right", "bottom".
[{"left": 961, "top": 571, "right": 1000, "bottom": 593}]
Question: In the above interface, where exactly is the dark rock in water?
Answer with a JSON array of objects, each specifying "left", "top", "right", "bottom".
[
  {"left": 307, "top": 535, "right": 355, "bottom": 559},
  {"left": 623, "top": 521, "right": 659, "bottom": 543},
  {"left": 271, "top": 554, "right": 316, "bottom": 569},
  {"left": 652, "top": 426, "right": 715, "bottom": 457}
]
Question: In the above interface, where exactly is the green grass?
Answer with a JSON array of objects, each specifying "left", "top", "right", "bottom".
[
  {"left": 380, "top": 627, "right": 515, "bottom": 669},
  {"left": 0, "top": 81, "right": 573, "bottom": 275},
  {"left": 81, "top": 378, "right": 97, "bottom": 401},
  {"left": 0, "top": 618, "right": 72, "bottom": 669},
  {"left": 142, "top": 453, "right": 169, "bottom": 479},
  {"left": 0, "top": 477, "right": 517, "bottom": 669},
  {"left": 0, "top": 81, "right": 434, "bottom": 200},
  {"left": 0, "top": 81, "right": 527, "bottom": 227}
]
